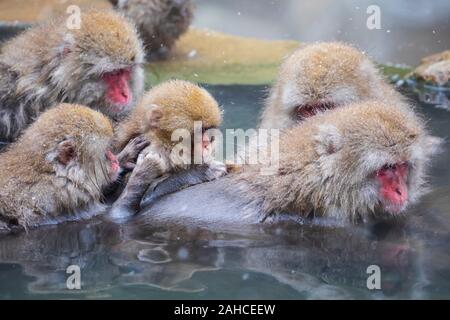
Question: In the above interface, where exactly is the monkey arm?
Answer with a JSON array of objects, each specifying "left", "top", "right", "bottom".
[
  {"left": 108, "top": 146, "right": 168, "bottom": 221},
  {"left": 116, "top": 135, "right": 149, "bottom": 172},
  {"left": 140, "top": 161, "right": 226, "bottom": 209},
  {"left": 102, "top": 135, "right": 150, "bottom": 199}
]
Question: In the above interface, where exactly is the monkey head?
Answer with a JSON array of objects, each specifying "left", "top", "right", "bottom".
[
  {"left": 109, "top": 0, "right": 195, "bottom": 57},
  {"left": 274, "top": 101, "right": 442, "bottom": 223},
  {"left": 23, "top": 104, "right": 121, "bottom": 193},
  {"left": 53, "top": 11, "right": 144, "bottom": 120},
  {"left": 138, "top": 80, "right": 222, "bottom": 165},
  {"left": 261, "top": 42, "right": 395, "bottom": 129}
]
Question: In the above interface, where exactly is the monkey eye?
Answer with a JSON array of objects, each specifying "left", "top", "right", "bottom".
[
  {"left": 202, "top": 126, "right": 217, "bottom": 133},
  {"left": 294, "top": 102, "right": 335, "bottom": 121},
  {"left": 377, "top": 162, "right": 409, "bottom": 175}
]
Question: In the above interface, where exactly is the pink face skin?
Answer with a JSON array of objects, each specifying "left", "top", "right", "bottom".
[
  {"left": 106, "top": 150, "right": 120, "bottom": 180},
  {"left": 376, "top": 162, "right": 409, "bottom": 214},
  {"left": 201, "top": 131, "right": 215, "bottom": 161},
  {"left": 102, "top": 69, "right": 132, "bottom": 107}
]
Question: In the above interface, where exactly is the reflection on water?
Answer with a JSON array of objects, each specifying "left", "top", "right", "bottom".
[{"left": 0, "top": 85, "right": 450, "bottom": 299}]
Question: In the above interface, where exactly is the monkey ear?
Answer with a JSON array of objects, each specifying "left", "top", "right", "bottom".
[
  {"left": 51, "top": 139, "right": 77, "bottom": 166},
  {"left": 146, "top": 104, "right": 164, "bottom": 129},
  {"left": 57, "top": 34, "right": 75, "bottom": 57},
  {"left": 314, "top": 124, "right": 342, "bottom": 156}
]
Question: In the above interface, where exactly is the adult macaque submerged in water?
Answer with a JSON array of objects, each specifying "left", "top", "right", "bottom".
[
  {"left": 0, "top": 10, "right": 144, "bottom": 142},
  {"left": 110, "top": 80, "right": 226, "bottom": 218},
  {"left": 138, "top": 101, "right": 441, "bottom": 228},
  {"left": 259, "top": 42, "right": 405, "bottom": 129},
  {"left": 0, "top": 104, "right": 122, "bottom": 232}
]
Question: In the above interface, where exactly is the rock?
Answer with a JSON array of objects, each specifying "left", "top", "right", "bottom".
[{"left": 410, "top": 50, "right": 450, "bottom": 86}]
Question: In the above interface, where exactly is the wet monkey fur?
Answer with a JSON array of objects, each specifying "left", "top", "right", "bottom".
[
  {"left": 0, "top": 104, "right": 121, "bottom": 232},
  {"left": 110, "top": 80, "right": 225, "bottom": 218},
  {"left": 109, "top": 0, "right": 194, "bottom": 59},
  {"left": 152, "top": 42, "right": 410, "bottom": 193},
  {"left": 0, "top": 10, "right": 144, "bottom": 142},
  {"left": 259, "top": 42, "right": 405, "bottom": 130}
]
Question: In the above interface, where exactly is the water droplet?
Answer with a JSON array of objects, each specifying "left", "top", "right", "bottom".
[{"left": 177, "top": 247, "right": 189, "bottom": 260}]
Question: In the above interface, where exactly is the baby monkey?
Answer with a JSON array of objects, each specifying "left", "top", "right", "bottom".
[
  {"left": 109, "top": 0, "right": 194, "bottom": 60},
  {"left": 260, "top": 42, "right": 404, "bottom": 129},
  {"left": 111, "top": 80, "right": 225, "bottom": 217},
  {"left": 139, "top": 101, "right": 441, "bottom": 227},
  {"left": 0, "top": 10, "right": 144, "bottom": 142},
  {"left": 0, "top": 104, "right": 122, "bottom": 232}
]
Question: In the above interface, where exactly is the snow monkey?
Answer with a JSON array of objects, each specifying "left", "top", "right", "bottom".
[
  {"left": 134, "top": 42, "right": 410, "bottom": 202},
  {"left": 109, "top": 0, "right": 194, "bottom": 60},
  {"left": 137, "top": 100, "right": 441, "bottom": 228},
  {"left": 259, "top": 42, "right": 405, "bottom": 130},
  {"left": 0, "top": 104, "right": 123, "bottom": 232},
  {"left": 110, "top": 80, "right": 225, "bottom": 217},
  {"left": 0, "top": 10, "right": 144, "bottom": 143}
]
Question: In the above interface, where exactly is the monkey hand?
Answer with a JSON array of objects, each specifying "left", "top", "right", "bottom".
[
  {"left": 135, "top": 146, "right": 170, "bottom": 177},
  {"left": 204, "top": 160, "right": 227, "bottom": 181},
  {"left": 109, "top": 146, "right": 169, "bottom": 219},
  {"left": 117, "top": 135, "right": 150, "bottom": 172}
]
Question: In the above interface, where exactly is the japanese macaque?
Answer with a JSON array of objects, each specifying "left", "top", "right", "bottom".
[
  {"left": 0, "top": 104, "right": 121, "bottom": 232},
  {"left": 138, "top": 100, "right": 441, "bottom": 228},
  {"left": 0, "top": 10, "right": 144, "bottom": 142},
  {"left": 109, "top": 0, "right": 194, "bottom": 60},
  {"left": 259, "top": 42, "right": 405, "bottom": 130},
  {"left": 110, "top": 80, "right": 225, "bottom": 217}
]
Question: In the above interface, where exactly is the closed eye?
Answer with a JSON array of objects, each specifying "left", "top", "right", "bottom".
[{"left": 293, "top": 102, "right": 336, "bottom": 121}]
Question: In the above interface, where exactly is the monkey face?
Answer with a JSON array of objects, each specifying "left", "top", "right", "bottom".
[
  {"left": 58, "top": 11, "right": 144, "bottom": 120},
  {"left": 374, "top": 162, "right": 410, "bottom": 214},
  {"left": 269, "top": 42, "right": 384, "bottom": 129},
  {"left": 139, "top": 80, "right": 222, "bottom": 149},
  {"left": 286, "top": 101, "right": 442, "bottom": 222},
  {"left": 106, "top": 150, "right": 121, "bottom": 181},
  {"left": 29, "top": 104, "right": 119, "bottom": 195}
]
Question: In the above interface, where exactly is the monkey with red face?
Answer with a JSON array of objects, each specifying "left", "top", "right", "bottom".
[
  {"left": 259, "top": 42, "right": 405, "bottom": 129},
  {"left": 0, "top": 10, "right": 144, "bottom": 143},
  {"left": 109, "top": 80, "right": 225, "bottom": 219},
  {"left": 137, "top": 100, "right": 442, "bottom": 228},
  {"left": 0, "top": 104, "right": 124, "bottom": 232},
  {"left": 147, "top": 42, "right": 409, "bottom": 197}
]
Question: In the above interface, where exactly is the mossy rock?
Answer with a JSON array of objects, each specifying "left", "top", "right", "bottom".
[
  {"left": 145, "top": 28, "right": 300, "bottom": 86},
  {"left": 408, "top": 50, "right": 450, "bottom": 87},
  {"left": 146, "top": 28, "right": 412, "bottom": 86},
  {"left": 0, "top": 0, "right": 413, "bottom": 87}
]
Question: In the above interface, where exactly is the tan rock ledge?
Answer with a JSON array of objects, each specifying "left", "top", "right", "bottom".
[{"left": 410, "top": 50, "right": 450, "bottom": 87}]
